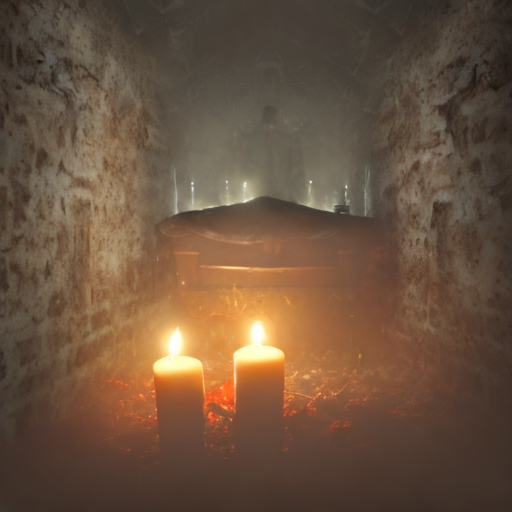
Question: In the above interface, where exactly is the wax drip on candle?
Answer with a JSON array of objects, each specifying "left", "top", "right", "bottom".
[
  {"left": 250, "top": 321, "right": 265, "bottom": 346},
  {"left": 168, "top": 327, "right": 182, "bottom": 359}
]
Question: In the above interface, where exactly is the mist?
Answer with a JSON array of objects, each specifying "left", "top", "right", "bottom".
[
  {"left": 1, "top": 1, "right": 512, "bottom": 510},
  {"left": 115, "top": 0, "right": 413, "bottom": 213}
]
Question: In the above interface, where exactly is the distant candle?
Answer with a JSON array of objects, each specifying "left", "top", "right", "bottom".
[
  {"left": 225, "top": 180, "right": 230, "bottom": 204},
  {"left": 153, "top": 328, "right": 205, "bottom": 466},
  {"left": 233, "top": 322, "right": 285, "bottom": 459}
]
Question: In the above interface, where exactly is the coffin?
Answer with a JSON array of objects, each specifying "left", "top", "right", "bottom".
[{"left": 157, "top": 197, "right": 384, "bottom": 289}]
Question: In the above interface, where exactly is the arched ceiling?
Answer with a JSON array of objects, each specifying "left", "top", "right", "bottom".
[
  {"left": 106, "top": 0, "right": 438, "bottom": 209},
  {"left": 112, "top": 0, "right": 431, "bottom": 111}
]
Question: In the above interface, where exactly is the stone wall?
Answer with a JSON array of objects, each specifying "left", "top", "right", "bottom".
[
  {"left": 373, "top": 0, "right": 512, "bottom": 404},
  {"left": 0, "top": 1, "right": 171, "bottom": 440}
]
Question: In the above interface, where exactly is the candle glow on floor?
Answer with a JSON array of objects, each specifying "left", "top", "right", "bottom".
[{"left": 1, "top": 346, "right": 511, "bottom": 512}]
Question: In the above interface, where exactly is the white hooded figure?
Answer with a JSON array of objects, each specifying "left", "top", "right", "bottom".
[{"left": 237, "top": 106, "right": 305, "bottom": 203}]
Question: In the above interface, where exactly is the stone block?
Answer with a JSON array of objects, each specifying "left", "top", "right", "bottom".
[
  {"left": 17, "top": 336, "right": 42, "bottom": 367},
  {"left": 74, "top": 334, "right": 111, "bottom": 370},
  {"left": 0, "top": 350, "right": 7, "bottom": 381},
  {"left": 47, "top": 290, "right": 66, "bottom": 318}
]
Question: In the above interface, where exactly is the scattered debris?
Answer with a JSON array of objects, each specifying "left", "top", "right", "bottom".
[{"left": 97, "top": 350, "right": 438, "bottom": 470}]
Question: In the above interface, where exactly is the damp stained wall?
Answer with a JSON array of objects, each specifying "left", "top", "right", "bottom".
[
  {"left": 373, "top": 0, "right": 512, "bottom": 404},
  {"left": 0, "top": 0, "right": 171, "bottom": 440}
]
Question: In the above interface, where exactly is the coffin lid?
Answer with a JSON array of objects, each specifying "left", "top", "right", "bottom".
[{"left": 157, "top": 196, "right": 381, "bottom": 245}]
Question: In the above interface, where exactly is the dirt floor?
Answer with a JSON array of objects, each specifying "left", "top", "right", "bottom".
[{"left": 1, "top": 348, "right": 511, "bottom": 512}]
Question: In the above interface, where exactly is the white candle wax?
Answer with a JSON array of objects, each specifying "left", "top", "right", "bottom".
[
  {"left": 234, "top": 322, "right": 285, "bottom": 458},
  {"left": 153, "top": 328, "right": 205, "bottom": 465}
]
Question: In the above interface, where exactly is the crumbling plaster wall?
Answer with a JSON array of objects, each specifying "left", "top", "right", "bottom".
[
  {"left": 0, "top": 1, "right": 171, "bottom": 440},
  {"left": 373, "top": 0, "right": 512, "bottom": 404}
]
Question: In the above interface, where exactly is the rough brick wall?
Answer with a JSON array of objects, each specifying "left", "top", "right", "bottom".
[
  {"left": 373, "top": 0, "right": 512, "bottom": 404},
  {"left": 0, "top": 1, "right": 171, "bottom": 440}
]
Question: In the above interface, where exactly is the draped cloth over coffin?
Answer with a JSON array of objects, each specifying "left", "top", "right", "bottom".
[
  {"left": 156, "top": 197, "right": 384, "bottom": 287},
  {"left": 158, "top": 196, "right": 380, "bottom": 245}
]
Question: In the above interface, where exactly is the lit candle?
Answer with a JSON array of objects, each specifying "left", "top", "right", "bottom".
[
  {"left": 153, "top": 328, "right": 205, "bottom": 466},
  {"left": 233, "top": 322, "right": 285, "bottom": 459}
]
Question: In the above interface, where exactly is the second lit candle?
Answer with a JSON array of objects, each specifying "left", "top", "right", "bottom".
[{"left": 233, "top": 321, "right": 285, "bottom": 459}]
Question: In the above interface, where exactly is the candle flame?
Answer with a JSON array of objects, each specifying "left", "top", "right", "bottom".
[
  {"left": 250, "top": 321, "right": 265, "bottom": 346},
  {"left": 168, "top": 327, "right": 182, "bottom": 358}
]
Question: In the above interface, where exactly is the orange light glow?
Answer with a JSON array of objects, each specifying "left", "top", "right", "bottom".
[
  {"left": 250, "top": 321, "right": 265, "bottom": 346},
  {"left": 168, "top": 327, "right": 182, "bottom": 358},
  {"left": 205, "top": 379, "right": 235, "bottom": 424}
]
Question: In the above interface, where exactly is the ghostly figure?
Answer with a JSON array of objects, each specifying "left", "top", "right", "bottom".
[{"left": 237, "top": 106, "right": 305, "bottom": 203}]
